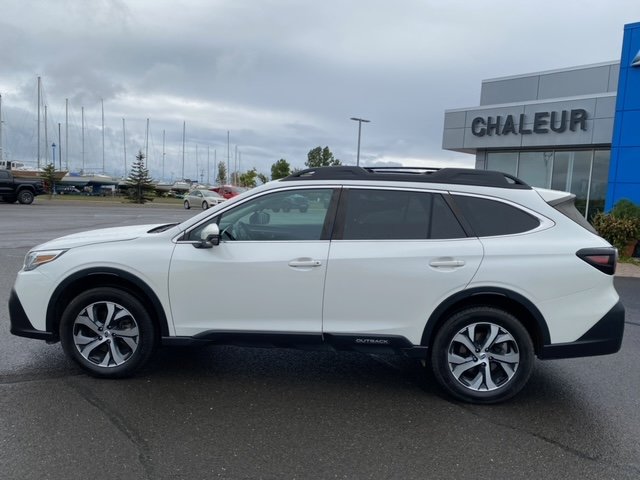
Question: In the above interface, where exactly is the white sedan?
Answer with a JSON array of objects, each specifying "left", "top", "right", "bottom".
[{"left": 183, "top": 189, "right": 226, "bottom": 210}]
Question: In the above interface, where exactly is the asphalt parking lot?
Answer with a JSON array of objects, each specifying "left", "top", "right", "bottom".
[{"left": 1, "top": 201, "right": 639, "bottom": 479}]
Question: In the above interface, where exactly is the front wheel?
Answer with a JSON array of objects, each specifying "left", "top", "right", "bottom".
[
  {"left": 431, "top": 307, "right": 534, "bottom": 404},
  {"left": 202, "top": 201, "right": 209, "bottom": 210},
  {"left": 184, "top": 200, "right": 190, "bottom": 209},
  {"left": 59, "top": 287, "right": 156, "bottom": 378}
]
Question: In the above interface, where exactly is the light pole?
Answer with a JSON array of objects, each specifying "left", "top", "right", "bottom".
[
  {"left": 350, "top": 117, "right": 370, "bottom": 166},
  {"left": 51, "top": 142, "right": 56, "bottom": 166}
]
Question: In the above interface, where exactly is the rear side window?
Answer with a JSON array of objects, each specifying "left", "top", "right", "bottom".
[
  {"left": 550, "top": 197, "right": 597, "bottom": 234},
  {"left": 341, "top": 189, "right": 466, "bottom": 240},
  {"left": 452, "top": 195, "right": 540, "bottom": 237}
]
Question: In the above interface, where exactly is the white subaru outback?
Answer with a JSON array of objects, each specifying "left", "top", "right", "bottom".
[{"left": 9, "top": 167, "right": 625, "bottom": 403}]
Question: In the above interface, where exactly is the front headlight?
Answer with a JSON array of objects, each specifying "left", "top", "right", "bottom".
[{"left": 23, "top": 249, "right": 67, "bottom": 271}]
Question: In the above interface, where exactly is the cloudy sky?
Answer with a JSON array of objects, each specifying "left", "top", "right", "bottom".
[{"left": 0, "top": 0, "right": 637, "bottom": 181}]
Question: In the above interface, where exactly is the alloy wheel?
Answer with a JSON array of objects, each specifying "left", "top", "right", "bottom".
[
  {"left": 72, "top": 301, "right": 140, "bottom": 368},
  {"left": 446, "top": 322, "right": 520, "bottom": 392}
]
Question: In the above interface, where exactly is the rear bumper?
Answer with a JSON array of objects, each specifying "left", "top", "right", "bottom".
[
  {"left": 9, "top": 289, "right": 56, "bottom": 341},
  {"left": 539, "top": 300, "right": 625, "bottom": 359}
]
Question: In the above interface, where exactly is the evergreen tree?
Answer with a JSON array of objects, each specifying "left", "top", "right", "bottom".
[
  {"left": 125, "top": 151, "right": 155, "bottom": 204},
  {"left": 41, "top": 163, "right": 57, "bottom": 197},
  {"left": 216, "top": 161, "right": 227, "bottom": 185}
]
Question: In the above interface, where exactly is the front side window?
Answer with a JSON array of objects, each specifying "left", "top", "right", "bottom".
[
  {"left": 340, "top": 189, "right": 466, "bottom": 240},
  {"left": 188, "top": 188, "right": 334, "bottom": 241},
  {"left": 452, "top": 195, "right": 540, "bottom": 237}
]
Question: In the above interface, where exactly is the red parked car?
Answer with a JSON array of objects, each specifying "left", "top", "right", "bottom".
[{"left": 210, "top": 185, "right": 247, "bottom": 199}]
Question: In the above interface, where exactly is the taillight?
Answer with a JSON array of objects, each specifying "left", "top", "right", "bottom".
[{"left": 576, "top": 248, "right": 617, "bottom": 275}]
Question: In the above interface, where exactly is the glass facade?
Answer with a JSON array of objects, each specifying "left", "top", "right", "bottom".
[{"left": 485, "top": 149, "right": 610, "bottom": 220}]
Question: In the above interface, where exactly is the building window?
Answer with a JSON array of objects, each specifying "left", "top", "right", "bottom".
[
  {"left": 486, "top": 152, "right": 518, "bottom": 176},
  {"left": 518, "top": 151, "right": 553, "bottom": 188},
  {"left": 483, "top": 148, "right": 610, "bottom": 219}
]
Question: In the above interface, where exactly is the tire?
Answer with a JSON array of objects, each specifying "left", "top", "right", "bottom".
[
  {"left": 431, "top": 307, "right": 534, "bottom": 404},
  {"left": 299, "top": 206, "right": 308, "bottom": 213},
  {"left": 59, "top": 287, "right": 157, "bottom": 378},
  {"left": 202, "top": 201, "right": 209, "bottom": 210},
  {"left": 17, "top": 190, "right": 35, "bottom": 205},
  {"left": 184, "top": 200, "right": 190, "bottom": 209}
]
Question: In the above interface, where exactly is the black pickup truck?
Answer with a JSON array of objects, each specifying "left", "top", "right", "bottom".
[{"left": 0, "top": 170, "right": 45, "bottom": 204}]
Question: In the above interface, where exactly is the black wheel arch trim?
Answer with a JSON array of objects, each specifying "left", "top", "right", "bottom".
[
  {"left": 421, "top": 287, "right": 551, "bottom": 352},
  {"left": 46, "top": 267, "right": 170, "bottom": 339}
]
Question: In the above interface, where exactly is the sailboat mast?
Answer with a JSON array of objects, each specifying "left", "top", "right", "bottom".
[
  {"left": 65, "top": 98, "right": 68, "bottom": 170},
  {"left": 81, "top": 106, "right": 85, "bottom": 173},
  {"left": 122, "top": 118, "right": 127, "bottom": 176},
  {"left": 101, "top": 99, "right": 105, "bottom": 173},
  {"left": 37, "top": 76, "right": 41, "bottom": 168},
  {"left": 181, "top": 121, "right": 185, "bottom": 180},
  {"left": 145, "top": 118, "right": 149, "bottom": 166},
  {"left": 162, "top": 129, "right": 165, "bottom": 181},
  {"left": 0, "top": 94, "right": 3, "bottom": 162},
  {"left": 58, "top": 123, "right": 62, "bottom": 171},
  {"left": 44, "top": 105, "right": 48, "bottom": 165}
]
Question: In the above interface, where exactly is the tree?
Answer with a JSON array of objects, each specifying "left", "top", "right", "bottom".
[
  {"left": 257, "top": 172, "right": 269, "bottom": 184},
  {"left": 125, "top": 151, "right": 155, "bottom": 204},
  {"left": 238, "top": 168, "right": 259, "bottom": 188},
  {"left": 216, "top": 161, "right": 227, "bottom": 185},
  {"left": 271, "top": 158, "right": 291, "bottom": 180},
  {"left": 41, "top": 163, "right": 57, "bottom": 198},
  {"left": 305, "top": 146, "right": 341, "bottom": 168}
]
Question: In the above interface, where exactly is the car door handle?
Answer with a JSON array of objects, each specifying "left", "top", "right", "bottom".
[
  {"left": 429, "top": 259, "right": 466, "bottom": 268},
  {"left": 288, "top": 259, "right": 322, "bottom": 268}
]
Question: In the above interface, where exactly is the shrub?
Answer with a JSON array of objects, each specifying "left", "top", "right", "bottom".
[
  {"left": 592, "top": 212, "right": 640, "bottom": 253},
  {"left": 610, "top": 199, "right": 640, "bottom": 221}
]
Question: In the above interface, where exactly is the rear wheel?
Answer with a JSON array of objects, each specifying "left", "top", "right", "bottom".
[
  {"left": 431, "top": 307, "right": 534, "bottom": 404},
  {"left": 17, "top": 190, "right": 35, "bottom": 205},
  {"left": 59, "top": 287, "right": 156, "bottom": 378}
]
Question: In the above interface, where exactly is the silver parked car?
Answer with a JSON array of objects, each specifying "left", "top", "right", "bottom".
[{"left": 183, "top": 189, "right": 226, "bottom": 210}]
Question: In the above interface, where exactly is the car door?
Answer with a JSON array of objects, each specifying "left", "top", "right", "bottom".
[
  {"left": 0, "top": 170, "right": 11, "bottom": 195},
  {"left": 322, "top": 187, "right": 484, "bottom": 345},
  {"left": 168, "top": 187, "right": 338, "bottom": 337}
]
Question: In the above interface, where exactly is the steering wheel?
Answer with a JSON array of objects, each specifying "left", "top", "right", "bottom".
[
  {"left": 221, "top": 221, "right": 249, "bottom": 241},
  {"left": 233, "top": 221, "right": 250, "bottom": 241}
]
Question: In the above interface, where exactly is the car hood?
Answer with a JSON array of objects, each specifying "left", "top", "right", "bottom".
[{"left": 33, "top": 224, "right": 165, "bottom": 251}]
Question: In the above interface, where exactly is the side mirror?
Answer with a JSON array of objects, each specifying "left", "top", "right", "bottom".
[{"left": 194, "top": 223, "right": 220, "bottom": 249}]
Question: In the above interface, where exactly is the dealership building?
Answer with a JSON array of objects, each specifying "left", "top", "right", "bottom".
[{"left": 443, "top": 21, "right": 640, "bottom": 219}]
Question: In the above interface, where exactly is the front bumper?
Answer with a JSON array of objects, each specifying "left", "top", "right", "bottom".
[
  {"left": 539, "top": 300, "right": 625, "bottom": 359},
  {"left": 9, "top": 289, "right": 56, "bottom": 341}
]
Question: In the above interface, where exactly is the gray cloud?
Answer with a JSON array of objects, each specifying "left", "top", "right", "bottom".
[{"left": 0, "top": 0, "right": 637, "bottom": 180}]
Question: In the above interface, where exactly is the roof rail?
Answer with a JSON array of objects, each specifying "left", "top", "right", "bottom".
[{"left": 281, "top": 166, "right": 531, "bottom": 189}]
